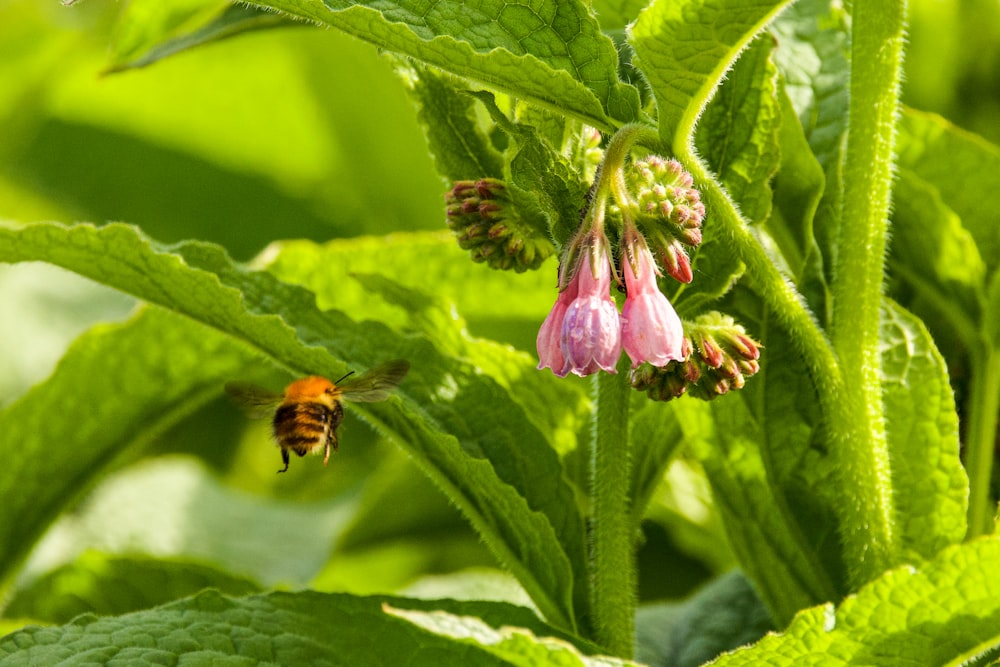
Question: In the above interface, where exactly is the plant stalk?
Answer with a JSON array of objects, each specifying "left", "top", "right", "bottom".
[
  {"left": 827, "top": 0, "right": 909, "bottom": 584},
  {"left": 965, "top": 346, "right": 1000, "bottom": 539},
  {"left": 590, "top": 355, "right": 635, "bottom": 657}
]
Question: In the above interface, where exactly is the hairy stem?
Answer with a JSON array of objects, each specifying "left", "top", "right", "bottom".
[
  {"left": 827, "top": 0, "right": 908, "bottom": 584},
  {"left": 590, "top": 355, "right": 635, "bottom": 657}
]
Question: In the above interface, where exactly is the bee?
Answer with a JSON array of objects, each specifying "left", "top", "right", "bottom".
[{"left": 225, "top": 359, "right": 410, "bottom": 473}]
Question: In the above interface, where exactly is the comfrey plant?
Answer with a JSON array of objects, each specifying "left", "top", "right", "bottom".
[{"left": 2, "top": 1, "right": 1000, "bottom": 665}]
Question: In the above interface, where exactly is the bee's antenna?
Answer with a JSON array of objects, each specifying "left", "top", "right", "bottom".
[{"left": 334, "top": 370, "right": 355, "bottom": 385}]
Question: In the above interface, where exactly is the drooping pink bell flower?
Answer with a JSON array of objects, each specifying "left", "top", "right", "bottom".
[
  {"left": 537, "top": 233, "right": 622, "bottom": 376},
  {"left": 621, "top": 233, "right": 685, "bottom": 368},
  {"left": 536, "top": 270, "right": 578, "bottom": 375}
]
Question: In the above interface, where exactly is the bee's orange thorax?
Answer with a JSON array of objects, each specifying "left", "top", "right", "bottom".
[{"left": 283, "top": 376, "right": 338, "bottom": 403}]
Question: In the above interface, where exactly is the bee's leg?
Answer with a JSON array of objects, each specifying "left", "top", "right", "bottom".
[
  {"left": 323, "top": 432, "right": 338, "bottom": 466},
  {"left": 277, "top": 448, "right": 290, "bottom": 474}
]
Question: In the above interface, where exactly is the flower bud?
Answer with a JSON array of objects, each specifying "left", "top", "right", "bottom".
[
  {"left": 445, "top": 178, "right": 554, "bottom": 272},
  {"left": 628, "top": 312, "right": 762, "bottom": 401}
]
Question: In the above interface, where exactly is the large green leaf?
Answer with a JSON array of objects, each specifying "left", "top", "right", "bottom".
[
  {"left": 628, "top": 0, "right": 793, "bottom": 148},
  {"left": 3, "top": 552, "right": 261, "bottom": 625},
  {"left": 0, "top": 592, "right": 586, "bottom": 665},
  {"left": 0, "top": 308, "right": 257, "bottom": 585},
  {"left": 0, "top": 222, "right": 581, "bottom": 631},
  {"left": 710, "top": 537, "right": 1000, "bottom": 665},
  {"left": 897, "top": 109, "right": 1000, "bottom": 273},
  {"left": 880, "top": 301, "right": 968, "bottom": 560},
  {"left": 246, "top": 0, "right": 640, "bottom": 129}
]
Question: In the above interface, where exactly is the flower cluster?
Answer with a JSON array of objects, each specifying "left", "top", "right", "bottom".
[
  {"left": 624, "top": 156, "right": 705, "bottom": 284},
  {"left": 445, "top": 178, "right": 553, "bottom": 272},
  {"left": 629, "top": 313, "right": 762, "bottom": 401},
  {"left": 537, "top": 219, "right": 688, "bottom": 377}
]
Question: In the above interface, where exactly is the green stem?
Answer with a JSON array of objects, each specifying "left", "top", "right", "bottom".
[
  {"left": 825, "top": 0, "right": 908, "bottom": 584},
  {"left": 966, "top": 347, "right": 1000, "bottom": 539},
  {"left": 590, "top": 355, "right": 635, "bottom": 657}
]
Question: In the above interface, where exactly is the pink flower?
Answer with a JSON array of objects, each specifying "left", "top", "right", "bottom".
[
  {"left": 536, "top": 273, "right": 578, "bottom": 375},
  {"left": 537, "top": 237, "right": 622, "bottom": 377},
  {"left": 621, "top": 236, "right": 685, "bottom": 368}
]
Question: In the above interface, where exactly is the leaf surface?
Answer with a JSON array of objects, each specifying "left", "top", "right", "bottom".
[{"left": 247, "top": 0, "right": 640, "bottom": 128}]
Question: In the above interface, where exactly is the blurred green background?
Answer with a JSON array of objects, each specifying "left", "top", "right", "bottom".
[{"left": 0, "top": 0, "right": 997, "bottom": 625}]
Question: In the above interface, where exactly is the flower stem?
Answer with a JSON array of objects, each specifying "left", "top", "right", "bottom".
[
  {"left": 965, "top": 346, "right": 1000, "bottom": 539},
  {"left": 590, "top": 354, "right": 635, "bottom": 657}
]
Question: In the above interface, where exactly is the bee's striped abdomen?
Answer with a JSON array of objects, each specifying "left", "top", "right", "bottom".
[{"left": 273, "top": 401, "right": 342, "bottom": 457}]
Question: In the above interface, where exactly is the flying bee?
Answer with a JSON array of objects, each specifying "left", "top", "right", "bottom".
[{"left": 225, "top": 359, "right": 410, "bottom": 473}]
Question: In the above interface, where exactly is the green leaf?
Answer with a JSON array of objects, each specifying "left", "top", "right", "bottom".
[
  {"left": 889, "top": 170, "right": 985, "bottom": 342},
  {"left": 629, "top": 399, "right": 683, "bottom": 526},
  {"left": 673, "top": 33, "right": 783, "bottom": 314},
  {"left": 0, "top": 222, "right": 581, "bottom": 632},
  {"left": 22, "top": 457, "right": 358, "bottom": 588},
  {"left": 770, "top": 0, "right": 850, "bottom": 289},
  {"left": 635, "top": 571, "right": 773, "bottom": 667},
  {"left": 471, "top": 92, "right": 591, "bottom": 247},
  {"left": 3, "top": 552, "right": 261, "bottom": 625},
  {"left": 394, "top": 60, "right": 505, "bottom": 182},
  {"left": 0, "top": 308, "right": 257, "bottom": 585},
  {"left": 897, "top": 109, "right": 1000, "bottom": 275},
  {"left": 246, "top": 0, "right": 640, "bottom": 129},
  {"left": 0, "top": 592, "right": 576, "bottom": 664},
  {"left": 107, "top": 1, "right": 295, "bottom": 73},
  {"left": 676, "top": 389, "right": 836, "bottom": 626},
  {"left": 709, "top": 537, "right": 1000, "bottom": 665},
  {"left": 767, "top": 86, "right": 829, "bottom": 319},
  {"left": 694, "top": 35, "right": 781, "bottom": 226},
  {"left": 628, "top": 0, "right": 794, "bottom": 148},
  {"left": 880, "top": 300, "right": 968, "bottom": 560},
  {"left": 386, "top": 605, "right": 636, "bottom": 666}
]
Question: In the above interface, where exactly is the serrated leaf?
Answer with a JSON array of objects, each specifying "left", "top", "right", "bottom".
[
  {"left": 0, "top": 592, "right": 576, "bottom": 665},
  {"left": 628, "top": 0, "right": 793, "bottom": 148},
  {"left": 394, "top": 60, "right": 505, "bottom": 181},
  {"left": 246, "top": 0, "right": 640, "bottom": 128},
  {"left": 880, "top": 300, "right": 968, "bottom": 559},
  {"left": 107, "top": 1, "right": 295, "bottom": 72},
  {"left": 345, "top": 272, "right": 591, "bottom": 618},
  {"left": 710, "top": 537, "right": 1000, "bottom": 665},
  {"left": 4, "top": 552, "right": 261, "bottom": 625},
  {"left": 635, "top": 571, "right": 773, "bottom": 667},
  {"left": 0, "top": 308, "right": 257, "bottom": 584},
  {"left": 0, "top": 222, "right": 581, "bottom": 631}
]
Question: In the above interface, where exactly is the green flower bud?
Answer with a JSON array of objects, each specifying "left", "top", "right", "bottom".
[{"left": 445, "top": 178, "right": 554, "bottom": 272}]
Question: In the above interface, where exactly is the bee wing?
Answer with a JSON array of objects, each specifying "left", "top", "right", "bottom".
[
  {"left": 224, "top": 381, "right": 283, "bottom": 418},
  {"left": 340, "top": 359, "right": 410, "bottom": 403}
]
